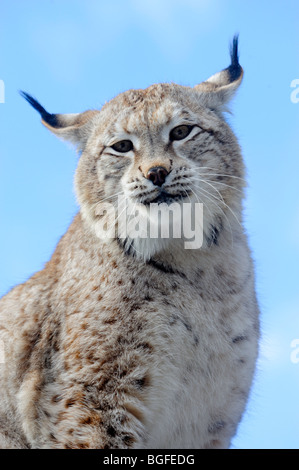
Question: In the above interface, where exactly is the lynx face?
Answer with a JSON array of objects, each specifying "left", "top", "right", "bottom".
[{"left": 21, "top": 37, "right": 245, "bottom": 260}]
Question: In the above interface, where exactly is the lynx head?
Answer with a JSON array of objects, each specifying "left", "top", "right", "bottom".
[{"left": 21, "top": 36, "right": 245, "bottom": 261}]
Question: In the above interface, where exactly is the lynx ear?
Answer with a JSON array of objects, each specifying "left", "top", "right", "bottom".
[
  {"left": 195, "top": 35, "right": 243, "bottom": 110},
  {"left": 20, "top": 91, "right": 98, "bottom": 149}
]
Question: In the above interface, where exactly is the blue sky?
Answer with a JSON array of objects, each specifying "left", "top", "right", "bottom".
[{"left": 0, "top": 0, "right": 299, "bottom": 449}]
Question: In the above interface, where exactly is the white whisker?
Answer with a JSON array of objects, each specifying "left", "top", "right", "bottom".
[
  {"left": 191, "top": 166, "right": 246, "bottom": 183},
  {"left": 195, "top": 186, "right": 234, "bottom": 247},
  {"left": 188, "top": 176, "right": 243, "bottom": 194},
  {"left": 180, "top": 178, "right": 221, "bottom": 234},
  {"left": 202, "top": 180, "right": 241, "bottom": 228},
  {"left": 98, "top": 190, "right": 125, "bottom": 204},
  {"left": 184, "top": 173, "right": 242, "bottom": 229},
  {"left": 181, "top": 175, "right": 235, "bottom": 246}
]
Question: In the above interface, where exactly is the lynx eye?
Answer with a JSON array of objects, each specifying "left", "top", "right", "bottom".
[
  {"left": 169, "top": 125, "right": 193, "bottom": 141},
  {"left": 111, "top": 140, "right": 133, "bottom": 153}
]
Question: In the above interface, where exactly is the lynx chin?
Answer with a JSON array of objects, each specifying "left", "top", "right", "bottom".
[{"left": 0, "top": 36, "right": 259, "bottom": 449}]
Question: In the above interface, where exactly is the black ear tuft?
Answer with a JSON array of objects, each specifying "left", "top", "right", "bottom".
[
  {"left": 230, "top": 34, "right": 239, "bottom": 67},
  {"left": 19, "top": 90, "right": 59, "bottom": 128},
  {"left": 227, "top": 34, "right": 242, "bottom": 82}
]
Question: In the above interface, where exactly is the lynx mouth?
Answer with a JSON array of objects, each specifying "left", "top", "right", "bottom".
[{"left": 143, "top": 190, "right": 189, "bottom": 206}]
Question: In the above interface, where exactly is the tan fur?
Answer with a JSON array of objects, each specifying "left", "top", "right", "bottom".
[{"left": 0, "top": 42, "right": 259, "bottom": 448}]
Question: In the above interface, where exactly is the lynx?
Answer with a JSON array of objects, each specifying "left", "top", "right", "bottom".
[{"left": 0, "top": 37, "right": 259, "bottom": 449}]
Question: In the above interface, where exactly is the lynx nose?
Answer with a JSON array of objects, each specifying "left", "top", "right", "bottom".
[{"left": 147, "top": 166, "right": 169, "bottom": 187}]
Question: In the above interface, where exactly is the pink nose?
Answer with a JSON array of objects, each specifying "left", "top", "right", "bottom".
[{"left": 146, "top": 166, "right": 169, "bottom": 187}]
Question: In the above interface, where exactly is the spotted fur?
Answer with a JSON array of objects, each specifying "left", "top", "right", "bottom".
[{"left": 0, "top": 37, "right": 259, "bottom": 448}]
